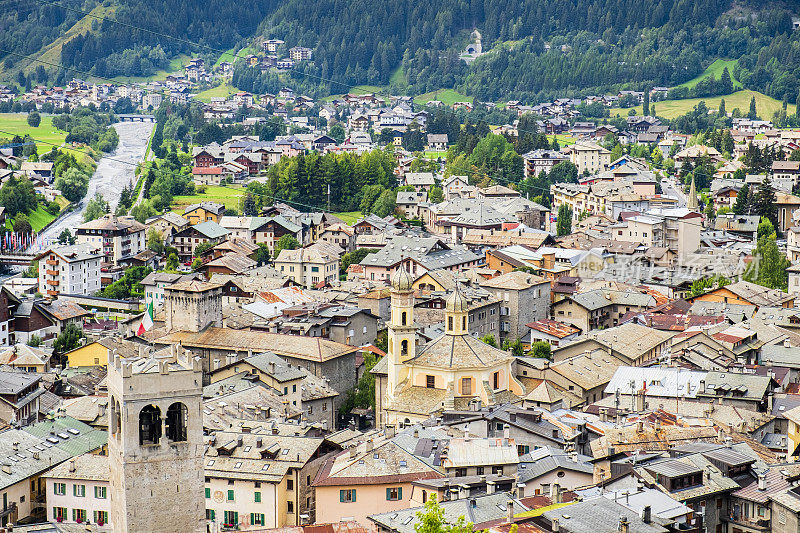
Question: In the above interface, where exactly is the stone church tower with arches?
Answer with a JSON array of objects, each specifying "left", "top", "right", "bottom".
[{"left": 107, "top": 347, "right": 206, "bottom": 533}]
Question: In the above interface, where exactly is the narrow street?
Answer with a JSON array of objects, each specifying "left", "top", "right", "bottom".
[{"left": 35, "top": 121, "right": 153, "bottom": 247}]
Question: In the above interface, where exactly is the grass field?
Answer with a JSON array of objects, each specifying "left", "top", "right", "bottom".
[
  {"left": 611, "top": 90, "right": 793, "bottom": 119},
  {"left": 554, "top": 134, "right": 576, "bottom": 147},
  {"left": 5, "top": 205, "right": 59, "bottom": 232},
  {"left": 0, "top": 113, "right": 67, "bottom": 152},
  {"left": 214, "top": 46, "right": 259, "bottom": 68},
  {"left": 676, "top": 59, "right": 741, "bottom": 90},
  {"left": 413, "top": 89, "right": 472, "bottom": 106},
  {"left": 194, "top": 84, "right": 239, "bottom": 103},
  {"left": 171, "top": 185, "right": 246, "bottom": 213},
  {"left": 424, "top": 150, "right": 447, "bottom": 159},
  {"left": 110, "top": 55, "right": 190, "bottom": 84},
  {"left": 332, "top": 212, "right": 361, "bottom": 225}
]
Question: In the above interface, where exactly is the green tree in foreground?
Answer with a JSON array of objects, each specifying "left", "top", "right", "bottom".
[
  {"left": 530, "top": 341, "right": 552, "bottom": 359},
  {"left": 556, "top": 204, "right": 573, "bottom": 236},
  {"left": 54, "top": 324, "right": 84, "bottom": 354},
  {"left": 83, "top": 192, "right": 109, "bottom": 222},
  {"left": 27, "top": 112, "right": 41, "bottom": 128},
  {"left": 414, "top": 496, "right": 474, "bottom": 533},
  {"left": 274, "top": 234, "right": 300, "bottom": 258},
  {"left": 480, "top": 334, "right": 497, "bottom": 348},
  {"left": 743, "top": 233, "right": 790, "bottom": 291}
]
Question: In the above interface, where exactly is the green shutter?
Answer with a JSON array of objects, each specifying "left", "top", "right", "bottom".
[
  {"left": 255, "top": 491, "right": 261, "bottom": 503},
  {"left": 228, "top": 489, "right": 234, "bottom": 501},
  {"left": 386, "top": 488, "right": 391, "bottom": 500},
  {"left": 250, "top": 513, "right": 255, "bottom": 525},
  {"left": 205, "top": 488, "right": 211, "bottom": 498},
  {"left": 352, "top": 489, "right": 356, "bottom": 502},
  {"left": 209, "top": 510, "right": 215, "bottom": 520},
  {"left": 398, "top": 487, "right": 402, "bottom": 499},
  {"left": 340, "top": 490, "right": 345, "bottom": 502},
  {"left": 260, "top": 514, "right": 265, "bottom": 525}
]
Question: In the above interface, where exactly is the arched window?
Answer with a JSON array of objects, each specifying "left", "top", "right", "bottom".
[
  {"left": 403, "top": 418, "right": 411, "bottom": 428},
  {"left": 448, "top": 317, "right": 453, "bottom": 331},
  {"left": 401, "top": 311, "right": 407, "bottom": 326},
  {"left": 139, "top": 405, "right": 162, "bottom": 445},
  {"left": 115, "top": 400, "right": 121, "bottom": 435},
  {"left": 165, "top": 402, "right": 188, "bottom": 442},
  {"left": 401, "top": 340, "right": 408, "bottom": 357}
]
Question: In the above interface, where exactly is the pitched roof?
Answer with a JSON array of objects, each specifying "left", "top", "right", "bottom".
[{"left": 155, "top": 327, "right": 359, "bottom": 363}]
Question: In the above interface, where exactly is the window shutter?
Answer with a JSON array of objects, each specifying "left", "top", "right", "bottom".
[
  {"left": 250, "top": 513, "right": 255, "bottom": 524},
  {"left": 398, "top": 487, "right": 402, "bottom": 499},
  {"left": 352, "top": 489, "right": 356, "bottom": 502},
  {"left": 340, "top": 490, "right": 345, "bottom": 503},
  {"left": 386, "top": 488, "right": 391, "bottom": 500},
  {"left": 209, "top": 510, "right": 215, "bottom": 520}
]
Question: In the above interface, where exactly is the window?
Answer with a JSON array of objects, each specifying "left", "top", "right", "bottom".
[
  {"left": 227, "top": 489, "right": 235, "bottom": 501},
  {"left": 224, "top": 511, "right": 239, "bottom": 526},
  {"left": 476, "top": 466, "right": 484, "bottom": 475},
  {"left": 255, "top": 491, "right": 261, "bottom": 503},
  {"left": 73, "top": 484, "right": 86, "bottom": 497},
  {"left": 322, "top": 403, "right": 327, "bottom": 412},
  {"left": 53, "top": 507, "right": 66, "bottom": 521},
  {"left": 205, "top": 487, "right": 211, "bottom": 499},
  {"left": 493, "top": 372, "right": 499, "bottom": 390},
  {"left": 287, "top": 479, "right": 294, "bottom": 490},
  {"left": 139, "top": 404, "right": 162, "bottom": 445},
  {"left": 340, "top": 489, "right": 356, "bottom": 502},
  {"left": 461, "top": 378, "right": 472, "bottom": 395},
  {"left": 54, "top": 483, "right": 66, "bottom": 496},
  {"left": 455, "top": 468, "right": 467, "bottom": 477},
  {"left": 496, "top": 422, "right": 504, "bottom": 430},
  {"left": 288, "top": 501, "right": 294, "bottom": 513},
  {"left": 72, "top": 509, "right": 87, "bottom": 523},
  {"left": 94, "top": 486, "right": 107, "bottom": 499},
  {"left": 492, "top": 466, "right": 503, "bottom": 475},
  {"left": 386, "top": 487, "right": 403, "bottom": 501},
  {"left": 251, "top": 513, "right": 266, "bottom": 526},
  {"left": 94, "top": 511, "right": 108, "bottom": 525},
  {"left": 206, "top": 510, "right": 216, "bottom": 521},
  {"left": 426, "top": 375, "right": 435, "bottom": 389}
]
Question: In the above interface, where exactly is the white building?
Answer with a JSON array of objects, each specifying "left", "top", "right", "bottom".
[
  {"left": 76, "top": 214, "right": 146, "bottom": 267},
  {"left": 43, "top": 454, "right": 110, "bottom": 526},
  {"left": 142, "top": 92, "right": 163, "bottom": 110},
  {"left": 34, "top": 244, "right": 102, "bottom": 297}
]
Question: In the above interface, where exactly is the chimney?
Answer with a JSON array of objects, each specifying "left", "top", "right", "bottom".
[
  {"left": 599, "top": 408, "right": 608, "bottom": 423},
  {"left": 413, "top": 428, "right": 419, "bottom": 438},
  {"left": 510, "top": 412, "right": 517, "bottom": 423},
  {"left": 486, "top": 480, "right": 496, "bottom": 494},
  {"left": 551, "top": 518, "right": 560, "bottom": 533},
  {"left": 550, "top": 482, "right": 561, "bottom": 504},
  {"left": 642, "top": 506, "right": 651, "bottom": 524},
  {"left": 618, "top": 515, "right": 629, "bottom": 533},
  {"left": 507, "top": 500, "right": 514, "bottom": 523},
  {"left": 366, "top": 439, "right": 374, "bottom": 452},
  {"left": 758, "top": 472, "right": 766, "bottom": 491},
  {"left": 68, "top": 459, "right": 76, "bottom": 473}
]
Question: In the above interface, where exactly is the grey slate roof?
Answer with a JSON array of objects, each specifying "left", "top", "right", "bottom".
[{"left": 542, "top": 497, "right": 668, "bottom": 533}]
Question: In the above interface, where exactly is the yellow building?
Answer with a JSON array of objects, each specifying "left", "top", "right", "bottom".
[
  {"left": 785, "top": 406, "right": 800, "bottom": 461},
  {"left": 377, "top": 265, "right": 525, "bottom": 428},
  {"left": 183, "top": 201, "right": 225, "bottom": 225},
  {"left": 65, "top": 337, "right": 137, "bottom": 368}
]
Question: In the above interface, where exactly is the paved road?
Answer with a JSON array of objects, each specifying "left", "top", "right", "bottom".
[
  {"left": 36, "top": 121, "right": 153, "bottom": 246},
  {"left": 661, "top": 177, "right": 688, "bottom": 208}
]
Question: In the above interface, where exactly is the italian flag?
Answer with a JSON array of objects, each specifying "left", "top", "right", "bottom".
[{"left": 137, "top": 302, "right": 154, "bottom": 335}]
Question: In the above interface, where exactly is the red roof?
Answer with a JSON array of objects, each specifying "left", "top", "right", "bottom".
[
  {"left": 192, "top": 166, "right": 222, "bottom": 175},
  {"left": 526, "top": 319, "right": 580, "bottom": 339}
]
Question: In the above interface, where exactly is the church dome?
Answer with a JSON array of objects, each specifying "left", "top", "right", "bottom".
[
  {"left": 391, "top": 264, "right": 413, "bottom": 291},
  {"left": 445, "top": 288, "right": 468, "bottom": 313}
]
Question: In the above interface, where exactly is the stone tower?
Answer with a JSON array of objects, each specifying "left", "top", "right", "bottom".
[
  {"left": 107, "top": 347, "right": 205, "bottom": 533},
  {"left": 687, "top": 175, "right": 699, "bottom": 212},
  {"left": 164, "top": 280, "right": 223, "bottom": 333},
  {"left": 387, "top": 263, "right": 416, "bottom": 401}
]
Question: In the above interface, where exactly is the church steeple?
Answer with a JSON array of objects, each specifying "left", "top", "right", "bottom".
[
  {"left": 387, "top": 263, "right": 416, "bottom": 404},
  {"left": 445, "top": 283, "right": 468, "bottom": 336},
  {"left": 687, "top": 175, "right": 699, "bottom": 211}
]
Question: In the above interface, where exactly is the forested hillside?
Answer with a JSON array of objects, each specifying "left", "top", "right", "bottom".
[
  {"left": 2, "top": 0, "right": 800, "bottom": 104},
  {"left": 0, "top": 0, "right": 281, "bottom": 83}
]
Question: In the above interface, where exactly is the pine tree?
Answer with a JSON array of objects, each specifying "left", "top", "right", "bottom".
[
  {"left": 748, "top": 96, "right": 758, "bottom": 120},
  {"left": 732, "top": 184, "right": 749, "bottom": 215},
  {"left": 720, "top": 67, "right": 733, "bottom": 95},
  {"left": 718, "top": 99, "right": 726, "bottom": 118},
  {"left": 643, "top": 89, "right": 650, "bottom": 116},
  {"left": 754, "top": 177, "right": 778, "bottom": 229}
]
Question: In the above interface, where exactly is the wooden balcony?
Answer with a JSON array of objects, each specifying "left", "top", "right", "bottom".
[
  {"left": 45, "top": 259, "right": 58, "bottom": 266},
  {"left": 46, "top": 270, "right": 58, "bottom": 276},
  {"left": 46, "top": 279, "right": 59, "bottom": 287}
]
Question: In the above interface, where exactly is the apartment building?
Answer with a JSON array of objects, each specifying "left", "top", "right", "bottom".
[
  {"left": 34, "top": 244, "right": 102, "bottom": 297},
  {"left": 564, "top": 142, "right": 611, "bottom": 174},
  {"left": 274, "top": 242, "right": 340, "bottom": 288},
  {"left": 75, "top": 214, "right": 146, "bottom": 267},
  {"left": 43, "top": 454, "right": 110, "bottom": 526}
]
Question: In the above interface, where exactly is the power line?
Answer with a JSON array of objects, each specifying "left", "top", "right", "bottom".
[{"left": 0, "top": 48, "right": 128, "bottom": 88}]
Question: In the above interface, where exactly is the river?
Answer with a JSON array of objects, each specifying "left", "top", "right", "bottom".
[{"left": 36, "top": 120, "right": 154, "bottom": 246}]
